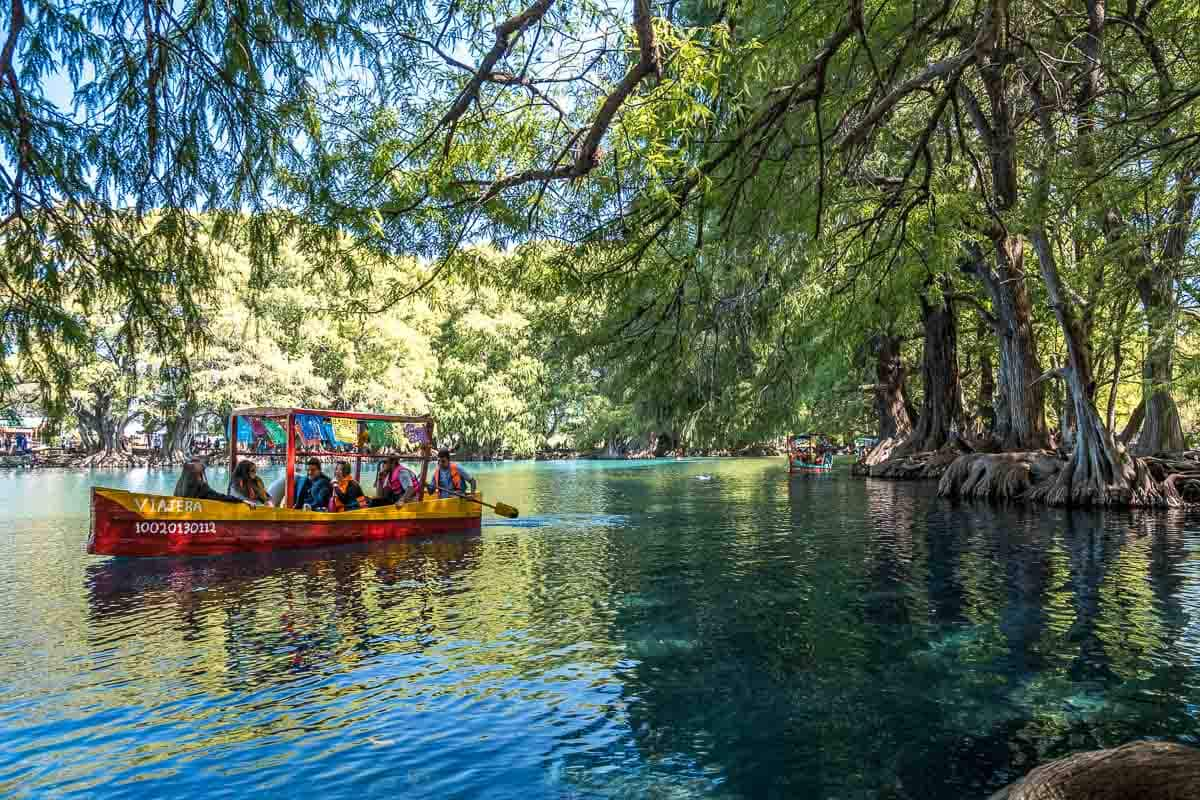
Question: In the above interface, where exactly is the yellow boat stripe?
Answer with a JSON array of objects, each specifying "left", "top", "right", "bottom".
[{"left": 95, "top": 487, "right": 482, "bottom": 522}]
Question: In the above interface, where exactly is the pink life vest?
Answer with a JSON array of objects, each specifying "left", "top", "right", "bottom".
[{"left": 384, "top": 464, "right": 417, "bottom": 495}]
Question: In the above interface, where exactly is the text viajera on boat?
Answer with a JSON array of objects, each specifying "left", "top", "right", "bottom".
[{"left": 88, "top": 407, "right": 481, "bottom": 557}]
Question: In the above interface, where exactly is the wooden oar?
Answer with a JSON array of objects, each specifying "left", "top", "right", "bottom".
[{"left": 441, "top": 488, "right": 519, "bottom": 518}]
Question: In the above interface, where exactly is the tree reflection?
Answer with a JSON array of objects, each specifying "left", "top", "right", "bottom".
[{"left": 85, "top": 536, "right": 484, "bottom": 691}]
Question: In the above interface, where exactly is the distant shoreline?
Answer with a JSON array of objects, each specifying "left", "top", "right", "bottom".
[{"left": 1, "top": 448, "right": 796, "bottom": 471}]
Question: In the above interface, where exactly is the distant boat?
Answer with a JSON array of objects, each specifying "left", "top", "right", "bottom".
[
  {"left": 786, "top": 433, "right": 834, "bottom": 473},
  {"left": 88, "top": 407, "right": 481, "bottom": 557}
]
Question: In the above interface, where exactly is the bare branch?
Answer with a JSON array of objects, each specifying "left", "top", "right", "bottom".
[
  {"left": 839, "top": 50, "right": 975, "bottom": 151},
  {"left": 437, "top": 0, "right": 557, "bottom": 151},
  {"left": 476, "top": 0, "right": 661, "bottom": 204}
]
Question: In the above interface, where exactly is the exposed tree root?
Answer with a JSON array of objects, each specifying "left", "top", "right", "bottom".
[
  {"left": 862, "top": 436, "right": 903, "bottom": 467},
  {"left": 935, "top": 450, "right": 1200, "bottom": 508},
  {"left": 935, "top": 451, "right": 1055, "bottom": 501},
  {"left": 867, "top": 444, "right": 967, "bottom": 480},
  {"left": 77, "top": 450, "right": 147, "bottom": 468},
  {"left": 988, "top": 740, "right": 1200, "bottom": 800}
]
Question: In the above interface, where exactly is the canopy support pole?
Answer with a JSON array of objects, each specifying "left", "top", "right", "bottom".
[
  {"left": 354, "top": 421, "right": 363, "bottom": 483},
  {"left": 417, "top": 422, "right": 433, "bottom": 501},
  {"left": 285, "top": 413, "right": 296, "bottom": 508},
  {"left": 228, "top": 414, "right": 239, "bottom": 492}
]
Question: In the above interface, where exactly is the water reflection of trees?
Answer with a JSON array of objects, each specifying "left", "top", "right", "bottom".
[
  {"left": 69, "top": 467, "right": 1200, "bottom": 798},
  {"left": 608, "top": 476, "right": 1200, "bottom": 799},
  {"left": 86, "top": 536, "right": 485, "bottom": 692}
]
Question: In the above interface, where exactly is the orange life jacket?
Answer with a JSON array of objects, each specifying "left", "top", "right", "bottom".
[
  {"left": 431, "top": 463, "right": 463, "bottom": 493},
  {"left": 331, "top": 475, "right": 365, "bottom": 511}
]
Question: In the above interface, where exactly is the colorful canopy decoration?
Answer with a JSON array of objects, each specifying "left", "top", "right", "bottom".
[
  {"left": 362, "top": 420, "right": 429, "bottom": 450},
  {"left": 320, "top": 419, "right": 337, "bottom": 448},
  {"left": 262, "top": 419, "right": 287, "bottom": 445},
  {"left": 296, "top": 414, "right": 325, "bottom": 446},
  {"left": 404, "top": 423, "right": 430, "bottom": 445},
  {"left": 364, "top": 420, "right": 393, "bottom": 447},
  {"left": 330, "top": 417, "right": 359, "bottom": 443}
]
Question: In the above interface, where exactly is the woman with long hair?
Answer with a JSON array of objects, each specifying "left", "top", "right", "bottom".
[
  {"left": 229, "top": 460, "right": 272, "bottom": 505},
  {"left": 174, "top": 460, "right": 251, "bottom": 505}
]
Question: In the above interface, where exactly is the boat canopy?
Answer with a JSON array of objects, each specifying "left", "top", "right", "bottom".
[{"left": 228, "top": 407, "right": 436, "bottom": 507}]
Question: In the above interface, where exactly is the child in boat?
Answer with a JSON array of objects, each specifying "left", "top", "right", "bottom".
[
  {"left": 175, "top": 460, "right": 252, "bottom": 506},
  {"left": 331, "top": 461, "right": 366, "bottom": 511},
  {"left": 229, "top": 460, "right": 272, "bottom": 505}
]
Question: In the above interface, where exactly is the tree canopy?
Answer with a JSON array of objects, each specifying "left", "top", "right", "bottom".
[{"left": 6, "top": 0, "right": 1200, "bottom": 500}]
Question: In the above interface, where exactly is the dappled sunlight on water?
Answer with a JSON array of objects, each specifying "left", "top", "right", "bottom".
[{"left": 4, "top": 459, "right": 1200, "bottom": 798}]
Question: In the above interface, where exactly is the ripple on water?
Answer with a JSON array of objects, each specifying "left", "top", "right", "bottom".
[{"left": 5, "top": 464, "right": 1200, "bottom": 798}]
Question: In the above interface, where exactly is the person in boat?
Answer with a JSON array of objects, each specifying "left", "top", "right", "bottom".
[
  {"left": 428, "top": 449, "right": 477, "bottom": 499},
  {"left": 369, "top": 454, "right": 419, "bottom": 506},
  {"left": 267, "top": 474, "right": 288, "bottom": 507},
  {"left": 293, "top": 458, "right": 333, "bottom": 511},
  {"left": 331, "top": 461, "right": 367, "bottom": 511},
  {"left": 175, "top": 460, "right": 251, "bottom": 505},
  {"left": 229, "top": 460, "right": 272, "bottom": 505}
]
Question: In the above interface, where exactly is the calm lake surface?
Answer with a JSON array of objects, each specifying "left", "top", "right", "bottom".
[{"left": 3, "top": 458, "right": 1200, "bottom": 798}]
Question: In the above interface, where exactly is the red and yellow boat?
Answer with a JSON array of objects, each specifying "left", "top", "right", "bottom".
[{"left": 88, "top": 407, "right": 482, "bottom": 557}]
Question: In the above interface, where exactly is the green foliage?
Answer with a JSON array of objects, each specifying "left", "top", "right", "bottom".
[{"left": 11, "top": 0, "right": 1200, "bottom": 451}]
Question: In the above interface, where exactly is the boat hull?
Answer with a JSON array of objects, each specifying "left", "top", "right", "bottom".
[
  {"left": 789, "top": 455, "right": 833, "bottom": 473},
  {"left": 88, "top": 488, "right": 483, "bottom": 557}
]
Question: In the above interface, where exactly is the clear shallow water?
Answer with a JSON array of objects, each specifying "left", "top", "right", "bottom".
[{"left": 3, "top": 459, "right": 1200, "bottom": 798}]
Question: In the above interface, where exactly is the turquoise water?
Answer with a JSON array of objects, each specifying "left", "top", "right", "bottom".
[{"left": 3, "top": 459, "right": 1200, "bottom": 798}]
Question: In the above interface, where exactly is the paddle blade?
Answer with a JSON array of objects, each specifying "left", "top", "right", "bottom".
[{"left": 494, "top": 502, "right": 519, "bottom": 519}]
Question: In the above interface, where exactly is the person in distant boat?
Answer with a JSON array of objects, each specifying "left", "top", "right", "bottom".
[
  {"left": 428, "top": 449, "right": 477, "bottom": 499},
  {"left": 175, "top": 460, "right": 252, "bottom": 506},
  {"left": 229, "top": 460, "right": 272, "bottom": 506},
  {"left": 293, "top": 458, "right": 333, "bottom": 511},
  {"left": 369, "top": 454, "right": 419, "bottom": 506},
  {"left": 331, "top": 461, "right": 367, "bottom": 511}
]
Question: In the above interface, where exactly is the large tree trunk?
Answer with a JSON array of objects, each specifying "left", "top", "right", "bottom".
[
  {"left": 977, "top": 317, "right": 996, "bottom": 437},
  {"left": 158, "top": 402, "right": 198, "bottom": 466},
  {"left": 863, "top": 333, "right": 913, "bottom": 465},
  {"left": 73, "top": 392, "right": 144, "bottom": 467},
  {"left": 971, "top": 236, "right": 1049, "bottom": 451},
  {"left": 872, "top": 333, "right": 913, "bottom": 441},
  {"left": 1098, "top": 171, "right": 1196, "bottom": 456},
  {"left": 958, "top": 5, "right": 1050, "bottom": 452},
  {"left": 1136, "top": 269, "right": 1186, "bottom": 454},
  {"left": 1026, "top": 189, "right": 1165, "bottom": 506},
  {"left": 896, "top": 278, "right": 961, "bottom": 455}
]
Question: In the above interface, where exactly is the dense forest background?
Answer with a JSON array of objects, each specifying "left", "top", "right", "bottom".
[
  {"left": 4, "top": 0, "right": 1200, "bottom": 501},
  {"left": 3, "top": 239, "right": 708, "bottom": 460}
]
